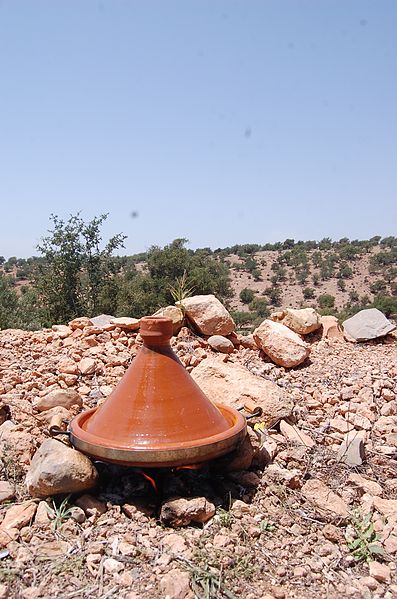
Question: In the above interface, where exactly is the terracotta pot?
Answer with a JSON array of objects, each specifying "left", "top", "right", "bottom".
[{"left": 70, "top": 317, "right": 246, "bottom": 467}]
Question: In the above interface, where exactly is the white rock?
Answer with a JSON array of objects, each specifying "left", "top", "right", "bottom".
[
  {"left": 33, "top": 389, "right": 82, "bottom": 412},
  {"left": 25, "top": 438, "right": 98, "bottom": 498},
  {"left": 271, "top": 308, "right": 321, "bottom": 335},
  {"left": 153, "top": 306, "right": 184, "bottom": 335},
  {"left": 191, "top": 357, "right": 293, "bottom": 427},
  {"left": 253, "top": 319, "right": 310, "bottom": 368},
  {"left": 343, "top": 308, "right": 396, "bottom": 342},
  {"left": 179, "top": 294, "right": 235, "bottom": 336},
  {"left": 110, "top": 317, "right": 140, "bottom": 331},
  {"left": 207, "top": 335, "right": 234, "bottom": 354}
]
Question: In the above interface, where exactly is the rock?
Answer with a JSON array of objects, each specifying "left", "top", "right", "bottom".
[
  {"left": 301, "top": 479, "right": 348, "bottom": 518},
  {"left": 153, "top": 306, "right": 184, "bottom": 335},
  {"left": 320, "top": 316, "right": 344, "bottom": 341},
  {"left": 337, "top": 435, "right": 366, "bottom": 466},
  {"left": 279, "top": 420, "right": 315, "bottom": 448},
  {"left": 89, "top": 314, "right": 116, "bottom": 330},
  {"left": 0, "top": 501, "right": 37, "bottom": 530},
  {"left": 179, "top": 294, "right": 235, "bottom": 336},
  {"left": 0, "top": 482, "right": 14, "bottom": 503},
  {"left": 372, "top": 496, "right": 397, "bottom": 517},
  {"left": 160, "top": 497, "right": 216, "bottom": 527},
  {"left": 162, "top": 533, "right": 188, "bottom": 554},
  {"left": 207, "top": 335, "right": 234, "bottom": 354},
  {"left": 368, "top": 561, "right": 391, "bottom": 584},
  {"left": 239, "top": 334, "right": 257, "bottom": 350},
  {"left": 69, "top": 317, "right": 92, "bottom": 330},
  {"left": 263, "top": 464, "right": 302, "bottom": 489},
  {"left": 271, "top": 308, "right": 321, "bottom": 335},
  {"left": 110, "top": 317, "right": 140, "bottom": 331},
  {"left": 160, "top": 568, "right": 191, "bottom": 599},
  {"left": 0, "top": 421, "right": 35, "bottom": 464},
  {"left": 191, "top": 357, "right": 293, "bottom": 427},
  {"left": 253, "top": 320, "right": 310, "bottom": 368},
  {"left": 0, "top": 584, "right": 8, "bottom": 599},
  {"left": 78, "top": 358, "right": 97, "bottom": 375},
  {"left": 25, "top": 438, "right": 98, "bottom": 498},
  {"left": 51, "top": 325, "right": 72, "bottom": 338},
  {"left": 103, "top": 558, "right": 124, "bottom": 574},
  {"left": 34, "top": 501, "right": 51, "bottom": 525},
  {"left": 75, "top": 494, "right": 106, "bottom": 517},
  {"left": 348, "top": 473, "right": 382, "bottom": 496},
  {"left": 33, "top": 389, "right": 82, "bottom": 412},
  {"left": 343, "top": 308, "right": 396, "bottom": 342},
  {"left": 214, "top": 434, "right": 254, "bottom": 471}
]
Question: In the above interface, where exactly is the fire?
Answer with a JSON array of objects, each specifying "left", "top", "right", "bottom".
[
  {"left": 174, "top": 463, "right": 203, "bottom": 471},
  {"left": 139, "top": 470, "right": 158, "bottom": 493}
]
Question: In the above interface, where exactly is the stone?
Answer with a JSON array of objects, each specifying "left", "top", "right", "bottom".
[
  {"left": 33, "top": 389, "right": 82, "bottom": 412},
  {"left": 301, "top": 479, "right": 348, "bottom": 518},
  {"left": 0, "top": 481, "right": 14, "bottom": 503},
  {"left": 103, "top": 557, "right": 124, "bottom": 574},
  {"left": 160, "top": 497, "right": 216, "bottom": 527},
  {"left": 153, "top": 306, "right": 184, "bottom": 335},
  {"left": 253, "top": 320, "right": 310, "bottom": 368},
  {"left": 179, "top": 294, "right": 235, "bottom": 336},
  {"left": 191, "top": 357, "right": 293, "bottom": 427},
  {"left": 271, "top": 308, "right": 321, "bottom": 335},
  {"left": 320, "top": 315, "right": 344, "bottom": 341},
  {"left": 372, "top": 496, "right": 397, "bottom": 517},
  {"left": 0, "top": 584, "right": 8, "bottom": 599},
  {"left": 0, "top": 501, "right": 37, "bottom": 530},
  {"left": 279, "top": 420, "right": 315, "bottom": 447},
  {"left": 69, "top": 317, "right": 92, "bottom": 330},
  {"left": 34, "top": 501, "right": 51, "bottom": 525},
  {"left": 89, "top": 314, "right": 116, "bottom": 330},
  {"left": 368, "top": 561, "right": 391, "bottom": 583},
  {"left": 25, "top": 438, "right": 98, "bottom": 498},
  {"left": 348, "top": 473, "right": 382, "bottom": 496},
  {"left": 110, "top": 317, "right": 140, "bottom": 331},
  {"left": 51, "top": 325, "right": 72, "bottom": 338},
  {"left": 78, "top": 358, "right": 97, "bottom": 375},
  {"left": 337, "top": 436, "right": 366, "bottom": 466},
  {"left": 162, "top": 533, "right": 188, "bottom": 554},
  {"left": 207, "top": 335, "right": 234, "bottom": 354},
  {"left": 75, "top": 494, "right": 106, "bottom": 517},
  {"left": 343, "top": 308, "right": 396, "bottom": 342},
  {"left": 160, "top": 568, "right": 191, "bottom": 599}
]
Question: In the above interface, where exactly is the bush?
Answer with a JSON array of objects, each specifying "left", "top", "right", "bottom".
[
  {"left": 337, "top": 279, "right": 346, "bottom": 291},
  {"left": 303, "top": 287, "right": 315, "bottom": 300},
  {"left": 318, "top": 294, "right": 335, "bottom": 309},
  {"left": 239, "top": 288, "right": 255, "bottom": 304},
  {"left": 248, "top": 298, "right": 269, "bottom": 317}
]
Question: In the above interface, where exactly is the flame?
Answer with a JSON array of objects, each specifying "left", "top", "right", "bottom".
[
  {"left": 175, "top": 464, "right": 202, "bottom": 471},
  {"left": 140, "top": 470, "right": 158, "bottom": 493}
]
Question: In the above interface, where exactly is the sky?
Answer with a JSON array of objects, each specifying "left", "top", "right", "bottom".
[{"left": 0, "top": 1, "right": 396, "bottom": 258}]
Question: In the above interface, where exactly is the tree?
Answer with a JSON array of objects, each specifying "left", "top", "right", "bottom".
[
  {"left": 337, "top": 279, "right": 346, "bottom": 291},
  {"left": 0, "top": 275, "right": 18, "bottom": 329},
  {"left": 318, "top": 294, "right": 335, "bottom": 309},
  {"left": 240, "top": 288, "right": 255, "bottom": 304},
  {"left": 248, "top": 297, "right": 269, "bottom": 317},
  {"left": 303, "top": 287, "right": 315, "bottom": 300},
  {"left": 35, "top": 213, "right": 126, "bottom": 324}
]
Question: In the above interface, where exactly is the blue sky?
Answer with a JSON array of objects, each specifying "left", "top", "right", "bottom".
[{"left": 1, "top": 1, "right": 396, "bottom": 258}]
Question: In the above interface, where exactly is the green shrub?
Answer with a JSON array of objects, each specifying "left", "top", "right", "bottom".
[
  {"left": 239, "top": 288, "right": 255, "bottom": 304},
  {"left": 318, "top": 294, "right": 335, "bottom": 309}
]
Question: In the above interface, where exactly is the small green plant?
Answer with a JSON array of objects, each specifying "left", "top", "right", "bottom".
[
  {"left": 177, "top": 558, "right": 235, "bottom": 599},
  {"left": 260, "top": 519, "right": 275, "bottom": 533},
  {"left": 169, "top": 270, "right": 195, "bottom": 303},
  {"left": 47, "top": 495, "right": 74, "bottom": 531},
  {"left": 346, "top": 511, "right": 385, "bottom": 562},
  {"left": 215, "top": 507, "right": 234, "bottom": 529}
]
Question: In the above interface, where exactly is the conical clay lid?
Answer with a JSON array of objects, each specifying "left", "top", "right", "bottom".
[{"left": 70, "top": 317, "right": 246, "bottom": 466}]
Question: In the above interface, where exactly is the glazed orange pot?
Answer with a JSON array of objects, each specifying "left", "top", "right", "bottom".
[{"left": 70, "top": 317, "right": 246, "bottom": 467}]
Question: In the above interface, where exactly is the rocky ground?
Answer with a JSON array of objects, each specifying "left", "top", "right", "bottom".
[{"left": 0, "top": 306, "right": 396, "bottom": 599}]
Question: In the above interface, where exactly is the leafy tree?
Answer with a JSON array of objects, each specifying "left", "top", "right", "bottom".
[
  {"left": 0, "top": 275, "right": 18, "bottom": 329},
  {"left": 303, "top": 287, "right": 315, "bottom": 300},
  {"left": 337, "top": 262, "right": 353, "bottom": 279},
  {"left": 264, "top": 286, "right": 282, "bottom": 305},
  {"left": 240, "top": 288, "right": 255, "bottom": 304},
  {"left": 349, "top": 290, "right": 359, "bottom": 303},
  {"left": 318, "top": 294, "right": 335, "bottom": 309},
  {"left": 337, "top": 279, "right": 346, "bottom": 291},
  {"left": 34, "top": 213, "right": 126, "bottom": 324},
  {"left": 370, "top": 279, "right": 387, "bottom": 294},
  {"left": 248, "top": 297, "right": 269, "bottom": 317},
  {"left": 372, "top": 295, "right": 397, "bottom": 316}
]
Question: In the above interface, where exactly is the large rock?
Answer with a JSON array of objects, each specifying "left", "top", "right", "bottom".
[
  {"left": 26, "top": 438, "right": 98, "bottom": 498},
  {"left": 271, "top": 308, "right": 321, "bottom": 335},
  {"left": 253, "top": 319, "right": 310, "bottom": 368},
  {"left": 179, "top": 294, "right": 235, "bottom": 336},
  {"left": 207, "top": 335, "right": 234, "bottom": 354},
  {"left": 34, "top": 389, "right": 82, "bottom": 412},
  {"left": 153, "top": 306, "right": 184, "bottom": 335},
  {"left": 110, "top": 317, "right": 140, "bottom": 331},
  {"left": 191, "top": 357, "right": 293, "bottom": 427},
  {"left": 320, "top": 315, "right": 344, "bottom": 341},
  {"left": 160, "top": 497, "right": 215, "bottom": 527},
  {"left": 343, "top": 308, "right": 396, "bottom": 342}
]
